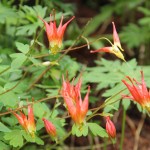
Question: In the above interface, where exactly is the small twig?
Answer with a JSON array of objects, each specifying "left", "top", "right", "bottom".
[
  {"left": 0, "top": 70, "right": 28, "bottom": 95},
  {"left": 126, "top": 115, "right": 136, "bottom": 135},
  {"left": 26, "top": 66, "right": 50, "bottom": 91},
  {"left": 0, "top": 95, "right": 61, "bottom": 116},
  {"left": 133, "top": 114, "right": 146, "bottom": 150},
  {"left": 56, "top": 18, "right": 92, "bottom": 62},
  {"left": 33, "top": 36, "right": 113, "bottom": 59},
  {"left": 0, "top": 66, "right": 11, "bottom": 75},
  {"left": 87, "top": 88, "right": 126, "bottom": 121},
  {"left": 81, "top": 35, "right": 90, "bottom": 49}
]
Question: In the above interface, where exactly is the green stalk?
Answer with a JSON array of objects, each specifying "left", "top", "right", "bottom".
[
  {"left": 120, "top": 107, "right": 126, "bottom": 150},
  {"left": 35, "top": 0, "right": 39, "bottom": 5},
  {"left": 103, "top": 138, "right": 107, "bottom": 150}
]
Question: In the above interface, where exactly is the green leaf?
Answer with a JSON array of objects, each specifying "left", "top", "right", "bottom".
[
  {"left": 82, "top": 124, "right": 88, "bottom": 136},
  {"left": 33, "top": 103, "right": 51, "bottom": 119},
  {"left": 4, "top": 130, "right": 24, "bottom": 148},
  {"left": 0, "top": 122, "right": 11, "bottom": 132},
  {"left": 29, "top": 57, "right": 40, "bottom": 66},
  {"left": 72, "top": 124, "right": 88, "bottom": 137},
  {"left": 46, "top": 88, "right": 60, "bottom": 97},
  {"left": 104, "top": 101, "right": 120, "bottom": 113},
  {"left": 1, "top": 116, "right": 17, "bottom": 127},
  {"left": 15, "top": 42, "right": 30, "bottom": 54},
  {"left": 122, "top": 99, "right": 131, "bottom": 110},
  {"left": 16, "top": 23, "right": 39, "bottom": 36},
  {"left": 0, "top": 4, "right": 17, "bottom": 24},
  {"left": 11, "top": 53, "right": 27, "bottom": 69},
  {"left": 22, "top": 130, "right": 44, "bottom": 145},
  {"left": 72, "top": 124, "right": 82, "bottom": 137},
  {"left": 0, "top": 102, "right": 4, "bottom": 111},
  {"left": 34, "top": 136, "right": 44, "bottom": 145},
  {"left": 121, "top": 23, "right": 144, "bottom": 48},
  {"left": 21, "top": 130, "right": 36, "bottom": 143},
  {"left": 88, "top": 123, "right": 108, "bottom": 138},
  {"left": 138, "top": 17, "right": 150, "bottom": 25},
  {"left": 33, "top": 5, "right": 47, "bottom": 18},
  {"left": 0, "top": 91, "right": 18, "bottom": 107},
  {"left": 0, "top": 141, "right": 10, "bottom": 150},
  {"left": 60, "top": 55, "right": 80, "bottom": 79},
  {"left": 138, "top": 7, "right": 150, "bottom": 16},
  {"left": 36, "top": 119, "right": 44, "bottom": 131},
  {"left": 72, "top": 125, "right": 76, "bottom": 135}
]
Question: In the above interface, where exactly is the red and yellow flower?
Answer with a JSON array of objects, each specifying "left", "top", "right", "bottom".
[
  {"left": 12, "top": 104, "right": 36, "bottom": 137},
  {"left": 122, "top": 71, "right": 150, "bottom": 112},
  {"left": 90, "top": 22, "right": 125, "bottom": 61},
  {"left": 42, "top": 118, "right": 57, "bottom": 138},
  {"left": 61, "top": 76, "right": 90, "bottom": 125},
  {"left": 39, "top": 13, "right": 75, "bottom": 54},
  {"left": 105, "top": 116, "right": 116, "bottom": 139}
]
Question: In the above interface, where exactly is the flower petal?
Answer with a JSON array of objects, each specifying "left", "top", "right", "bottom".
[
  {"left": 112, "top": 22, "right": 123, "bottom": 51},
  {"left": 90, "top": 47, "right": 113, "bottom": 53}
]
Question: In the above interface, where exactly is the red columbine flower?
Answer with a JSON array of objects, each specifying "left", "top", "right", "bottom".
[
  {"left": 39, "top": 13, "right": 75, "bottom": 54},
  {"left": 90, "top": 22, "right": 125, "bottom": 61},
  {"left": 61, "top": 76, "right": 90, "bottom": 125},
  {"left": 12, "top": 105, "right": 36, "bottom": 137},
  {"left": 122, "top": 71, "right": 150, "bottom": 112},
  {"left": 42, "top": 118, "right": 57, "bottom": 138},
  {"left": 105, "top": 116, "right": 116, "bottom": 139}
]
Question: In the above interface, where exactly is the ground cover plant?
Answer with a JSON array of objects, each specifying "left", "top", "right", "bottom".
[{"left": 0, "top": 0, "right": 150, "bottom": 150}]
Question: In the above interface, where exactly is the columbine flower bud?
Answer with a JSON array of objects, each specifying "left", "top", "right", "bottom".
[
  {"left": 42, "top": 118, "right": 57, "bottom": 138},
  {"left": 105, "top": 116, "right": 116, "bottom": 139}
]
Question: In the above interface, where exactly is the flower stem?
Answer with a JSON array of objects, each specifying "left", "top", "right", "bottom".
[{"left": 120, "top": 106, "right": 126, "bottom": 150}]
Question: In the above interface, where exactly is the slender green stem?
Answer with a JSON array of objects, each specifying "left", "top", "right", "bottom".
[
  {"left": 98, "top": 37, "right": 113, "bottom": 46},
  {"left": 56, "top": 18, "right": 92, "bottom": 62},
  {"left": 19, "top": 0, "right": 24, "bottom": 7},
  {"left": 103, "top": 138, "right": 107, "bottom": 150},
  {"left": 86, "top": 88, "right": 126, "bottom": 121},
  {"left": 120, "top": 107, "right": 126, "bottom": 150},
  {"left": 35, "top": 0, "right": 39, "bottom": 5},
  {"left": 50, "top": 98, "right": 58, "bottom": 117},
  {"left": 0, "top": 66, "right": 10, "bottom": 75}
]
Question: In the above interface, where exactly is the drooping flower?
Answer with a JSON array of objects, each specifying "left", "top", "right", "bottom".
[
  {"left": 61, "top": 76, "right": 90, "bottom": 125},
  {"left": 122, "top": 71, "right": 150, "bottom": 112},
  {"left": 90, "top": 22, "right": 125, "bottom": 61},
  {"left": 12, "top": 105, "right": 36, "bottom": 137},
  {"left": 42, "top": 118, "right": 57, "bottom": 138},
  {"left": 105, "top": 116, "right": 116, "bottom": 139},
  {"left": 39, "top": 13, "right": 75, "bottom": 54}
]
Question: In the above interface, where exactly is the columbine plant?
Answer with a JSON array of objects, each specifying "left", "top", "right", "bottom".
[
  {"left": 39, "top": 12, "right": 75, "bottom": 54},
  {"left": 12, "top": 104, "right": 36, "bottom": 137},
  {"left": 90, "top": 22, "right": 125, "bottom": 61},
  {"left": 122, "top": 71, "right": 150, "bottom": 112},
  {"left": 61, "top": 76, "right": 90, "bottom": 126}
]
